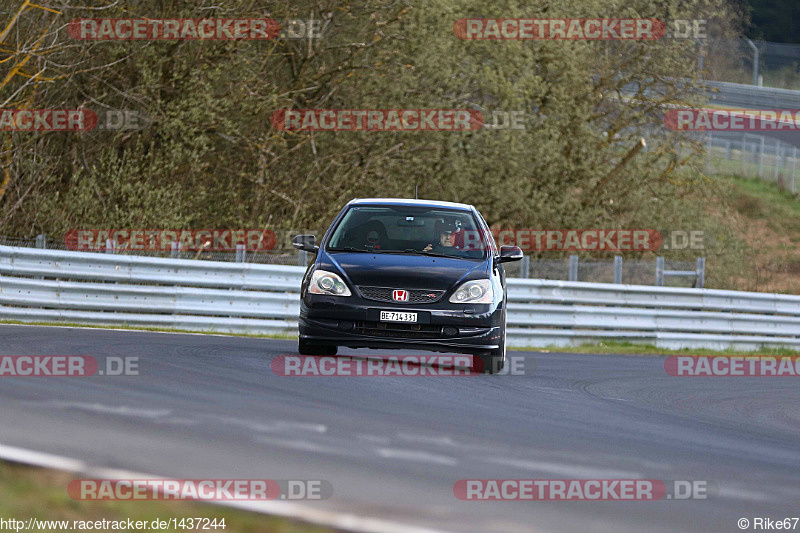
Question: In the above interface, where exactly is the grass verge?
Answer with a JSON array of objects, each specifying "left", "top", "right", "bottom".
[
  {"left": 0, "top": 319, "right": 296, "bottom": 341},
  {"left": 511, "top": 341, "right": 800, "bottom": 356},
  {"left": 0, "top": 461, "right": 334, "bottom": 533}
]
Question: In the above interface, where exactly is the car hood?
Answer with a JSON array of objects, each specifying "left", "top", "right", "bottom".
[{"left": 320, "top": 252, "right": 489, "bottom": 290}]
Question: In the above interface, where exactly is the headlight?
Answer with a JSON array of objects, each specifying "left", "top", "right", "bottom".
[
  {"left": 308, "top": 270, "right": 352, "bottom": 296},
  {"left": 449, "top": 279, "right": 493, "bottom": 304}
]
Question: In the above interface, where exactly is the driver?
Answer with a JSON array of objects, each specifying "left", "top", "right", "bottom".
[{"left": 423, "top": 221, "right": 458, "bottom": 253}]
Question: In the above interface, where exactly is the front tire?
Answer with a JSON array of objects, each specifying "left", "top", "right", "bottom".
[
  {"left": 478, "top": 328, "right": 506, "bottom": 375},
  {"left": 478, "top": 349, "right": 505, "bottom": 375},
  {"left": 298, "top": 340, "right": 338, "bottom": 356}
]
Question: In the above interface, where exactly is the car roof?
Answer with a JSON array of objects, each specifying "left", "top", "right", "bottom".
[{"left": 348, "top": 198, "right": 474, "bottom": 211}]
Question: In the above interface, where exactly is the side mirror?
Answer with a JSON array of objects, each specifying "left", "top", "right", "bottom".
[
  {"left": 292, "top": 234, "right": 318, "bottom": 253},
  {"left": 497, "top": 245, "right": 523, "bottom": 263}
]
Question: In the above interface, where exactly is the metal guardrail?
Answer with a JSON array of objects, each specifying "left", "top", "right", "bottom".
[
  {"left": 0, "top": 245, "right": 302, "bottom": 336},
  {"left": 0, "top": 245, "right": 300, "bottom": 290},
  {"left": 0, "top": 245, "right": 798, "bottom": 351},
  {"left": 507, "top": 279, "right": 800, "bottom": 350},
  {"left": 706, "top": 80, "right": 800, "bottom": 109}
]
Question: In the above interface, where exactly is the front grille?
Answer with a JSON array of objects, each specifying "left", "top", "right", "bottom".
[
  {"left": 354, "top": 321, "right": 443, "bottom": 339},
  {"left": 358, "top": 286, "right": 445, "bottom": 304}
]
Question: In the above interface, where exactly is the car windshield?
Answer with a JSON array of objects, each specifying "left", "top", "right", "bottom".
[{"left": 327, "top": 205, "right": 487, "bottom": 260}]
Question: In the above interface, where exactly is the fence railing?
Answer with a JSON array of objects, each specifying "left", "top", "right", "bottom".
[
  {"left": 0, "top": 245, "right": 797, "bottom": 351},
  {"left": 705, "top": 40, "right": 800, "bottom": 91},
  {"left": 705, "top": 132, "right": 799, "bottom": 192},
  {"left": 510, "top": 255, "right": 704, "bottom": 287}
]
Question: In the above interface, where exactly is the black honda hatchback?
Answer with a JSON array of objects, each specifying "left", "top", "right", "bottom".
[{"left": 292, "top": 199, "right": 523, "bottom": 374}]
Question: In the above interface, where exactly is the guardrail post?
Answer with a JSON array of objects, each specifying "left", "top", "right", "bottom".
[
  {"left": 568, "top": 255, "right": 579, "bottom": 282},
  {"left": 656, "top": 256, "right": 665, "bottom": 286},
  {"left": 746, "top": 38, "right": 759, "bottom": 86},
  {"left": 520, "top": 255, "right": 530, "bottom": 278},
  {"left": 696, "top": 257, "right": 706, "bottom": 288},
  {"left": 105, "top": 239, "right": 116, "bottom": 254},
  {"left": 235, "top": 244, "right": 246, "bottom": 263},
  {"left": 33, "top": 234, "right": 47, "bottom": 279},
  {"left": 759, "top": 135, "right": 765, "bottom": 178},
  {"left": 793, "top": 146, "right": 797, "bottom": 194},
  {"left": 298, "top": 249, "right": 308, "bottom": 267},
  {"left": 170, "top": 241, "right": 180, "bottom": 258},
  {"left": 613, "top": 255, "right": 622, "bottom": 284}
]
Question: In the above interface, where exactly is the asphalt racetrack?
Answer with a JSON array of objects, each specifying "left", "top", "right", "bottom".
[{"left": 0, "top": 325, "right": 798, "bottom": 532}]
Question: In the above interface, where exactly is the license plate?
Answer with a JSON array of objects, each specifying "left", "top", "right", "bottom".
[{"left": 380, "top": 311, "right": 417, "bottom": 323}]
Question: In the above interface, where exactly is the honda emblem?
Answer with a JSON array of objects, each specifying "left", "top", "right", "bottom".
[{"left": 392, "top": 290, "right": 409, "bottom": 302}]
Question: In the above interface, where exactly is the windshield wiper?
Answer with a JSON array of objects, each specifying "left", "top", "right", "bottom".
[
  {"left": 401, "top": 249, "right": 455, "bottom": 259},
  {"left": 327, "top": 246, "right": 373, "bottom": 253},
  {"left": 372, "top": 249, "right": 455, "bottom": 258}
]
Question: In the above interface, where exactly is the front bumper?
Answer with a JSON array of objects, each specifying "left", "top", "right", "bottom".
[{"left": 299, "top": 295, "right": 503, "bottom": 355}]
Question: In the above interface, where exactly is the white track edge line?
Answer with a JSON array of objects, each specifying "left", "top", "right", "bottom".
[{"left": 0, "top": 443, "right": 451, "bottom": 533}]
